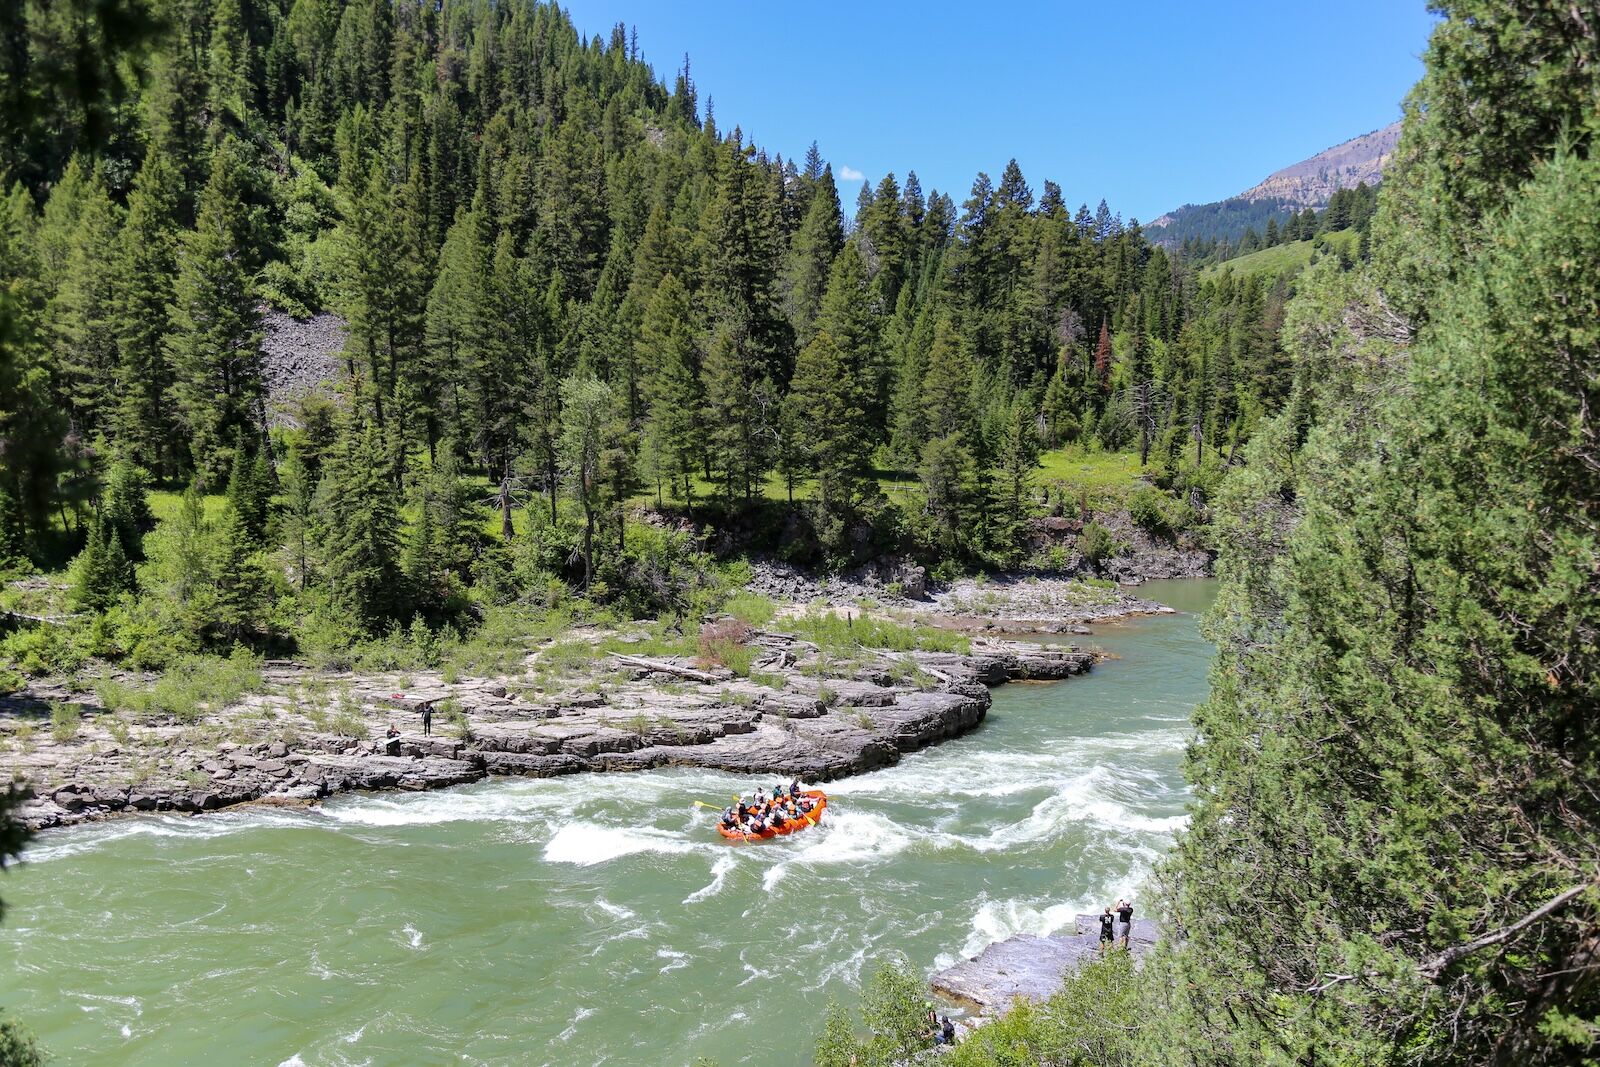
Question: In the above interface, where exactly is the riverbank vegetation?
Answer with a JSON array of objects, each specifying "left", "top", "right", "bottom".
[
  {"left": 821, "top": 3, "right": 1600, "bottom": 1064},
  {"left": 0, "top": 0, "right": 1330, "bottom": 675},
  {"left": 2, "top": 0, "right": 1592, "bottom": 1063}
]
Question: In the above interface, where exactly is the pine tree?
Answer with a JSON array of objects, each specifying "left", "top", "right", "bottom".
[
  {"left": 812, "top": 241, "right": 884, "bottom": 435},
  {"left": 321, "top": 419, "right": 404, "bottom": 629},
  {"left": 166, "top": 137, "right": 265, "bottom": 483},
  {"left": 921, "top": 317, "right": 976, "bottom": 445},
  {"left": 0, "top": 177, "right": 64, "bottom": 551},
  {"left": 224, "top": 437, "right": 272, "bottom": 544},
  {"left": 101, "top": 458, "right": 154, "bottom": 562},
  {"left": 69, "top": 517, "right": 133, "bottom": 612},
  {"left": 782, "top": 163, "right": 843, "bottom": 347},
  {"left": 47, "top": 166, "right": 123, "bottom": 436},
  {"left": 1092, "top": 319, "right": 1112, "bottom": 392},
  {"left": 639, "top": 273, "right": 702, "bottom": 504},
  {"left": 991, "top": 400, "right": 1038, "bottom": 560},
  {"left": 278, "top": 443, "right": 316, "bottom": 590},
  {"left": 211, "top": 504, "right": 268, "bottom": 641},
  {"left": 786, "top": 330, "right": 872, "bottom": 548},
  {"left": 422, "top": 207, "right": 492, "bottom": 458},
  {"left": 112, "top": 147, "right": 184, "bottom": 475}
]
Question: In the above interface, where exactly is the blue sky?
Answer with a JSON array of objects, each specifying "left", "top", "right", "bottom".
[{"left": 559, "top": 1, "right": 1437, "bottom": 222}]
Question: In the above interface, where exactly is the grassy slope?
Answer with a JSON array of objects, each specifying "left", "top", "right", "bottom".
[{"left": 1200, "top": 229, "right": 1358, "bottom": 282}]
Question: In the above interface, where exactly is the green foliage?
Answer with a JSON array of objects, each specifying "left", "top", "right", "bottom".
[
  {"left": 784, "top": 608, "right": 968, "bottom": 655},
  {"left": 1150, "top": 10, "right": 1600, "bottom": 1063},
  {"left": 101, "top": 459, "right": 154, "bottom": 562},
  {"left": 49, "top": 703, "right": 80, "bottom": 742},
  {"left": 165, "top": 137, "right": 265, "bottom": 484},
  {"left": 68, "top": 518, "right": 133, "bottom": 612},
  {"left": 320, "top": 419, "right": 403, "bottom": 631},
  {"left": 811, "top": 961, "right": 934, "bottom": 1066},
  {"left": 943, "top": 953, "right": 1145, "bottom": 1067},
  {"left": 0, "top": 1010, "right": 42, "bottom": 1067},
  {"left": 1077, "top": 522, "right": 1121, "bottom": 566},
  {"left": 1126, "top": 485, "right": 1190, "bottom": 539},
  {"left": 721, "top": 592, "right": 776, "bottom": 628}
]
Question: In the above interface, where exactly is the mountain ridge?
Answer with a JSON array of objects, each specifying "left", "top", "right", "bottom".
[{"left": 1146, "top": 120, "right": 1401, "bottom": 244}]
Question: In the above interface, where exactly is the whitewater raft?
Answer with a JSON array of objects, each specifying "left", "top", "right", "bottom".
[{"left": 718, "top": 791, "right": 828, "bottom": 842}]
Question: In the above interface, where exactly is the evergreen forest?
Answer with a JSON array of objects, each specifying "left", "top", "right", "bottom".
[{"left": 0, "top": 1, "right": 1595, "bottom": 1065}]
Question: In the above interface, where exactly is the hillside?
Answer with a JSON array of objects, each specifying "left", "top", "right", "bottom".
[
  {"left": 1198, "top": 229, "right": 1358, "bottom": 282},
  {"left": 1148, "top": 121, "right": 1400, "bottom": 246}
]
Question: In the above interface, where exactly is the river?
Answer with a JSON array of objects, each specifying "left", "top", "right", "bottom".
[{"left": 0, "top": 579, "right": 1215, "bottom": 1066}]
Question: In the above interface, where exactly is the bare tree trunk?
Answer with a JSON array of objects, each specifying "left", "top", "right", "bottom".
[
  {"left": 583, "top": 507, "right": 594, "bottom": 590},
  {"left": 499, "top": 466, "right": 514, "bottom": 542}
]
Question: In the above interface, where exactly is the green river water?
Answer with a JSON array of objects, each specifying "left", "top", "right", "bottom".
[{"left": 0, "top": 579, "right": 1215, "bottom": 1066}]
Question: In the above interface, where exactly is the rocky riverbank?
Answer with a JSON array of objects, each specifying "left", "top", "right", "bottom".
[
  {"left": 932, "top": 914, "right": 1161, "bottom": 1016},
  {"left": 4, "top": 622, "right": 1098, "bottom": 832}
]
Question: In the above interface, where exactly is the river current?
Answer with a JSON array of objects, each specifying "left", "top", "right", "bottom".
[{"left": 0, "top": 579, "right": 1215, "bottom": 1066}]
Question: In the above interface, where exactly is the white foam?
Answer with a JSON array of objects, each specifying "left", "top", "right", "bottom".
[
  {"left": 593, "top": 899, "right": 634, "bottom": 921},
  {"left": 656, "top": 948, "right": 689, "bottom": 974},
  {"left": 401, "top": 924, "right": 424, "bottom": 950},
  {"left": 557, "top": 1006, "right": 595, "bottom": 1042},
  {"left": 543, "top": 823, "right": 695, "bottom": 867},
  {"left": 953, "top": 768, "right": 1188, "bottom": 853},
  {"left": 683, "top": 853, "right": 735, "bottom": 904},
  {"left": 958, "top": 895, "right": 1087, "bottom": 959}
]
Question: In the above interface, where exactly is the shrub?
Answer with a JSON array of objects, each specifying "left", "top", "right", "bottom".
[
  {"left": 784, "top": 609, "right": 969, "bottom": 655},
  {"left": 812, "top": 960, "right": 933, "bottom": 1066},
  {"left": 721, "top": 592, "right": 776, "bottom": 628},
  {"left": 50, "top": 704, "right": 81, "bottom": 742},
  {"left": 944, "top": 951, "right": 1145, "bottom": 1066},
  {"left": 1128, "top": 484, "right": 1173, "bottom": 536},
  {"left": 699, "top": 618, "right": 756, "bottom": 676},
  {"left": 1078, "top": 522, "right": 1123, "bottom": 566},
  {"left": 147, "top": 649, "right": 263, "bottom": 724},
  {"left": 0, "top": 1010, "right": 44, "bottom": 1067}
]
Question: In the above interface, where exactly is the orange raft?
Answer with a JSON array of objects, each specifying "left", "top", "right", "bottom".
[{"left": 717, "top": 790, "right": 828, "bottom": 842}]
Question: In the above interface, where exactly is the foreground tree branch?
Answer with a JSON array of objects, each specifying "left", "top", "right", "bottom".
[{"left": 1418, "top": 883, "right": 1594, "bottom": 980}]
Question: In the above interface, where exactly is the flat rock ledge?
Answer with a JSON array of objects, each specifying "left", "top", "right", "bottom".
[
  {"left": 11, "top": 637, "right": 1095, "bottom": 832},
  {"left": 932, "top": 914, "right": 1162, "bottom": 1016}
]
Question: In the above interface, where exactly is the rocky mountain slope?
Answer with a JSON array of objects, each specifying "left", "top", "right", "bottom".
[
  {"left": 1147, "top": 120, "right": 1401, "bottom": 245},
  {"left": 1233, "top": 121, "right": 1401, "bottom": 205}
]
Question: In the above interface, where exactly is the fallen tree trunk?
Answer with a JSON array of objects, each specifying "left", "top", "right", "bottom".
[{"left": 605, "top": 653, "right": 723, "bottom": 684}]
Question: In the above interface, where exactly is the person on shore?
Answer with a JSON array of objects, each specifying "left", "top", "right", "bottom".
[
  {"left": 940, "top": 1015, "right": 956, "bottom": 1046},
  {"left": 384, "top": 725, "right": 401, "bottom": 756},
  {"left": 421, "top": 705, "right": 433, "bottom": 736},
  {"left": 1116, "top": 898, "right": 1134, "bottom": 949},
  {"left": 1099, "top": 906, "right": 1116, "bottom": 955},
  {"left": 922, "top": 1004, "right": 941, "bottom": 1044}
]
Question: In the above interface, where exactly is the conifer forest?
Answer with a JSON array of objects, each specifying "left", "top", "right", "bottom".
[{"left": 0, "top": 2, "right": 1594, "bottom": 1066}]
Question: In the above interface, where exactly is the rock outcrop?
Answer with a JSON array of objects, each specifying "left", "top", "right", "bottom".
[
  {"left": 932, "top": 914, "right": 1161, "bottom": 1015},
  {"left": 8, "top": 633, "right": 1095, "bottom": 831}
]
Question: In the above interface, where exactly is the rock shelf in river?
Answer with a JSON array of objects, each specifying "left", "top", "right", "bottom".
[
  {"left": 932, "top": 914, "right": 1162, "bottom": 1015},
  {"left": 8, "top": 631, "right": 1096, "bottom": 831}
]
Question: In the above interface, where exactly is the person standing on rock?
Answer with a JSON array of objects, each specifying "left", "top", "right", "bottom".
[
  {"left": 1099, "top": 906, "right": 1116, "bottom": 955},
  {"left": 421, "top": 704, "right": 432, "bottom": 737},
  {"left": 1116, "top": 898, "right": 1134, "bottom": 949}
]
